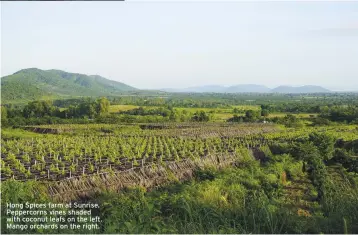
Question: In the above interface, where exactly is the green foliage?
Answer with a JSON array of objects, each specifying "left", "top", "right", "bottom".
[
  {"left": 319, "top": 105, "right": 358, "bottom": 123},
  {"left": 22, "top": 100, "right": 60, "bottom": 118},
  {"left": 261, "top": 109, "right": 270, "bottom": 117},
  {"left": 281, "top": 114, "right": 304, "bottom": 128},
  {"left": 309, "top": 132, "right": 335, "bottom": 161},
  {"left": 194, "top": 168, "right": 217, "bottom": 181},
  {"left": 331, "top": 148, "right": 358, "bottom": 173},
  {"left": 245, "top": 110, "right": 260, "bottom": 122},
  {"left": 96, "top": 97, "right": 110, "bottom": 116},
  {"left": 311, "top": 117, "right": 332, "bottom": 126},
  {"left": 191, "top": 110, "right": 211, "bottom": 122},
  {"left": 260, "top": 145, "right": 273, "bottom": 158},
  {"left": 1, "top": 68, "right": 136, "bottom": 102},
  {"left": 92, "top": 160, "right": 358, "bottom": 234},
  {"left": 1, "top": 128, "right": 43, "bottom": 140},
  {"left": 291, "top": 142, "right": 320, "bottom": 161},
  {"left": 227, "top": 114, "right": 243, "bottom": 123},
  {"left": 0, "top": 179, "right": 49, "bottom": 205},
  {"left": 1, "top": 106, "right": 8, "bottom": 126}
]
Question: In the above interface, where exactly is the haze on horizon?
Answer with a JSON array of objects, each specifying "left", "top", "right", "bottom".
[{"left": 1, "top": 1, "right": 358, "bottom": 91}]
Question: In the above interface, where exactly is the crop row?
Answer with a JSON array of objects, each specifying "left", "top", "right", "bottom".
[{"left": 1, "top": 135, "right": 270, "bottom": 181}]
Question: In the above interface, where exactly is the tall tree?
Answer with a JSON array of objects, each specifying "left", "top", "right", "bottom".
[{"left": 96, "top": 97, "right": 110, "bottom": 116}]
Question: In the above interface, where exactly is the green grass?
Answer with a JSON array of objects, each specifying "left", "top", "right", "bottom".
[
  {"left": 232, "top": 105, "right": 261, "bottom": 111},
  {"left": 109, "top": 105, "right": 161, "bottom": 113},
  {"left": 109, "top": 104, "right": 140, "bottom": 112},
  {"left": 1, "top": 128, "right": 47, "bottom": 139}
]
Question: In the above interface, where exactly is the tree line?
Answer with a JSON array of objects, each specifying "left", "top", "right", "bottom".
[{"left": 1, "top": 98, "right": 110, "bottom": 127}]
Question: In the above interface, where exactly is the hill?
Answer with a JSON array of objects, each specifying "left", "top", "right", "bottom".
[
  {"left": 161, "top": 84, "right": 270, "bottom": 93},
  {"left": 161, "top": 84, "right": 330, "bottom": 93},
  {"left": 1, "top": 68, "right": 137, "bottom": 103},
  {"left": 272, "top": 85, "right": 330, "bottom": 93},
  {"left": 225, "top": 84, "right": 271, "bottom": 93},
  {"left": 163, "top": 85, "right": 227, "bottom": 93}
]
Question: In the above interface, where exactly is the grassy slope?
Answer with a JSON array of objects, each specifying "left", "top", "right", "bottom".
[{"left": 1, "top": 68, "right": 137, "bottom": 103}]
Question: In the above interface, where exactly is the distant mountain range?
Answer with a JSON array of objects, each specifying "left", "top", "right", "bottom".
[
  {"left": 161, "top": 84, "right": 330, "bottom": 93},
  {"left": 1, "top": 68, "right": 137, "bottom": 102},
  {"left": 271, "top": 85, "right": 330, "bottom": 93},
  {"left": 1, "top": 68, "right": 335, "bottom": 103}
]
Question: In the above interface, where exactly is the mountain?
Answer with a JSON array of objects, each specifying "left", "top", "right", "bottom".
[
  {"left": 225, "top": 84, "right": 271, "bottom": 93},
  {"left": 271, "top": 85, "right": 330, "bottom": 93},
  {"left": 160, "top": 84, "right": 330, "bottom": 93},
  {"left": 1, "top": 68, "right": 137, "bottom": 102},
  {"left": 163, "top": 85, "right": 227, "bottom": 93},
  {"left": 161, "top": 84, "right": 270, "bottom": 93}
]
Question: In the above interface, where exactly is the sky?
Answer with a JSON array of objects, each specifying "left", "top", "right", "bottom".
[{"left": 1, "top": 1, "right": 358, "bottom": 91}]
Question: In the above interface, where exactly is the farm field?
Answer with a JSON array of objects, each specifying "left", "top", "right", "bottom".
[
  {"left": 1, "top": 123, "right": 357, "bottom": 182},
  {"left": 1, "top": 93, "right": 358, "bottom": 234},
  {"left": 2, "top": 122, "right": 358, "bottom": 234}
]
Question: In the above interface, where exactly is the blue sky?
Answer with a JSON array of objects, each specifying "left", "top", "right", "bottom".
[{"left": 1, "top": 1, "right": 358, "bottom": 90}]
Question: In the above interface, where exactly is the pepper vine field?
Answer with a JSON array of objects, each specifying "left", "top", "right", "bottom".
[
  {"left": 1, "top": 122, "right": 358, "bottom": 234},
  {"left": 1, "top": 123, "right": 357, "bottom": 181}
]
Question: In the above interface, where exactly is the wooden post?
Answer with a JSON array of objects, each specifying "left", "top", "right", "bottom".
[
  {"left": 82, "top": 167, "right": 85, "bottom": 175},
  {"left": 47, "top": 169, "right": 50, "bottom": 179}
]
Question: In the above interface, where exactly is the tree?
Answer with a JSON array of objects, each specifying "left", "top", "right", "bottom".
[
  {"left": 78, "top": 100, "right": 97, "bottom": 118},
  {"left": 96, "top": 97, "right": 110, "bottom": 116},
  {"left": 1, "top": 106, "right": 8, "bottom": 126},
  {"left": 311, "top": 117, "right": 331, "bottom": 126},
  {"left": 282, "top": 114, "right": 304, "bottom": 128},
  {"left": 291, "top": 142, "right": 327, "bottom": 201},
  {"left": 22, "top": 100, "right": 59, "bottom": 118},
  {"left": 261, "top": 109, "right": 269, "bottom": 117},
  {"left": 192, "top": 111, "right": 210, "bottom": 122},
  {"left": 309, "top": 132, "right": 335, "bottom": 161},
  {"left": 244, "top": 110, "right": 260, "bottom": 122},
  {"left": 227, "top": 115, "right": 243, "bottom": 123}
]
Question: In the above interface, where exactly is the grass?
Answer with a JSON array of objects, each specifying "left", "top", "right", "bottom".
[
  {"left": 109, "top": 105, "right": 140, "bottom": 113},
  {"left": 232, "top": 105, "right": 261, "bottom": 111},
  {"left": 1, "top": 128, "right": 46, "bottom": 139},
  {"left": 108, "top": 105, "right": 162, "bottom": 113},
  {"left": 175, "top": 105, "right": 260, "bottom": 114},
  {"left": 174, "top": 107, "right": 232, "bottom": 113},
  {"left": 212, "top": 113, "right": 236, "bottom": 121}
]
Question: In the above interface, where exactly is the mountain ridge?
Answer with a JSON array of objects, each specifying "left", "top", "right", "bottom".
[
  {"left": 1, "top": 68, "right": 334, "bottom": 103},
  {"left": 160, "top": 84, "right": 331, "bottom": 93},
  {"left": 1, "top": 68, "right": 137, "bottom": 102}
]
